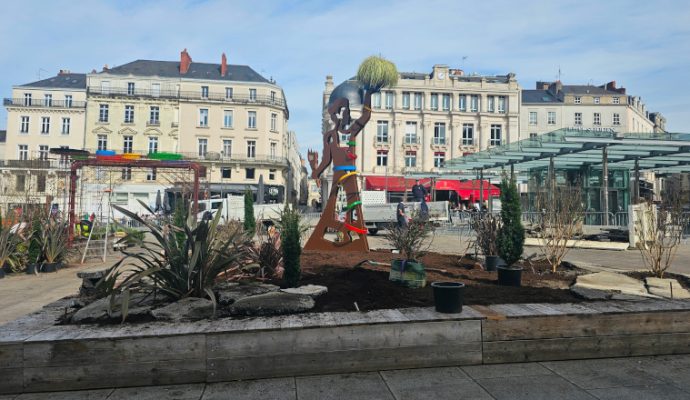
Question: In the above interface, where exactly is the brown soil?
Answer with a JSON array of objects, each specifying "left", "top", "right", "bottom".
[
  {"left": 625, "top": 271, "right": 690, "bottom": 291},
  {"left": 297, "top": 250, "right": 583, "bottom": 312}
]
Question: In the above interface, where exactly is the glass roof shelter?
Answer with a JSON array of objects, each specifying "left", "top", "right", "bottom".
[{"left": 441, "top": 129, "right": 690, "bottom": 223}]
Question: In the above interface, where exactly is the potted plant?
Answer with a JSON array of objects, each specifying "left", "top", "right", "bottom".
[
  {"left": 0, "top": 224, "right": 20, "bottom": 277},
  {"left": 26, "top": 215, "right": 45, "bottom": 274},
  {"left": 472, "top": 213, "right": 501, "bottom": 271},
  {"left": 496, "top": 174, "right": 525, "bottom": 286},
  {"left": 42, "top": 221, "right": 69, "bottom": 272},
  {"left": 383, "top": 213, "right": 434, "bottom": 288}
]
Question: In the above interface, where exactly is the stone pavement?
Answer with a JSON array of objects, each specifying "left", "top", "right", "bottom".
[{"left": 3, "top": 355, "right": 690, "bottom": 399}]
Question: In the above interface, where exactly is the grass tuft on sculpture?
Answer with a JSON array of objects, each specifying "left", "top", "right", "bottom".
[{"left": 356, "top": 56, "right": 399, "bottom": 91}]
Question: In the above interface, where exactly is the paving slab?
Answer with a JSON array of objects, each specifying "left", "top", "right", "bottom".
[
  {"left": 628, "top": 355, "right": 690, "bottom": 392},
  {"left": 574, "top": 271, "right": 657, "bottom": 298},
  {"left": 202, "top": 378, "right": 295, "bottom": 400},
  {"left": 475, "top": 374, "right": 595, "bottom": 400},
  {"left": 14, "top": 389, "right": 113, "bottom": 400},
  {"left": 645, "top": 277, "right": 690, "bottom": 299},
  {"left": 380, "top": 367, "right": 493, "bottom": 400},
  {"left": 462, "top": 362, "right": 554, "bottom": 379},
  {"left": 587, "top": 384, "right": 690, "bottom": 400},
  {"left": 296, "top": 372, "right": 394, "bottom": 400},
  {"left": 541, "top": 357, "right": 664, "bottom": 389},
  {"left": 108, "top": 383, "right": 205, "bottom": 400}
]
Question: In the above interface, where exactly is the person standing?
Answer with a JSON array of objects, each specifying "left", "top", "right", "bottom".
[
  {"left": 396, "top": 201, "right": 408, "bottom": 229},
  {"left": 412, "top": 180, "right": 427, "bottom": 202}
]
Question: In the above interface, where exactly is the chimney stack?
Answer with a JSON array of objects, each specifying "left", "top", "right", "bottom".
[
  {"left": 102, "top": 64, "right": 109, "bottom": 71},
  {"left": 180, "top": 48, "right": 192, "bottom": 74},
  {"left": 220, "top": 53, "right": 228, "bottom": 77}
]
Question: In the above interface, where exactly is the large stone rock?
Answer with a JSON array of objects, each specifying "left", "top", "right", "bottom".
[
  {"left": 71, "top": 292, "right": 155, "bottom": 323},
  {"left": 645, "top": 277, "right": 690, "bottom": 299},
  {"left": 281, "top": 284, "right": 328, "bottom": 298},
  {"left": 151, "top": 297, "right": 215, "bottom": 321},
  {"left": 230, "top": 292, "right": 314, "bottom": 316},
  {"left": 216, "top": 283, "right": 279, "bottom": 306},
  {"left": 570, "top": 285, "right": 613, "bottom": 300},
  {"left": 574, "top": 271, "right": 659, "bottom": 299}
]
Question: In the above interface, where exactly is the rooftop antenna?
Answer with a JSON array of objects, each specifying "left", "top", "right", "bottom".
[{"left": 556, "top": 65, "right": 563, "bottom": 81}]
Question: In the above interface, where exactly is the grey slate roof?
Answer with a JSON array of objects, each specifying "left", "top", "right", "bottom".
[
  {"left": 561, "top": 85, "right": 618, "bottom": 95},
  {"left": 103, "top": 60, "right": 270, "bottom": 83},
  {"left": 400, "top": 72, "right": 429, "bottom": 80},
  {"left": 522, "top": 90, "right": 561, "bottom": 103},
  {"left": 19, "top": 73, "right": 86, "bottom": 89}
]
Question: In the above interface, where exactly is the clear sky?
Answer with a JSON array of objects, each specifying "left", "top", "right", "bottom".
[{"left": 1, "top": 0, "right": 689, "bottom": 154}]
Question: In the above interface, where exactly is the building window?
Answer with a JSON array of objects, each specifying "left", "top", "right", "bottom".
[
  {"left": 405, "top": 151, "right": 417, "bottom": 167},
  {"left": 199, "top": 108, "right": 209, "bottom": 127},
  {"left": 61, "top": 117, "right": 70, "bottom": 134},
  {"left": 65, "top": 95, "right": 72, "bottom": 107},
  {"left": 574, "top": 96, "right": 581, "bottom": 104},
  {"left": 123, "top": 135, "right": 133, "bottom": 153},
  {"left": 124, "top": 105, "right": 134, "bottom": 123},
  {"left": 198, "top": 138, "right": 207, "bottom": 157},
  {"left": 24, "top": 93, "right": 32, "bottom": 106},
  {"left": 372, "top": 92, "right": 381, "bottom": 109},
  {"left": 149, "top": 106, "right": 159, "bottom": 125},
  {"left": 462, "top": 123, "right": 474, "bottom": 145},
  {"left": 270, "top": 142, "right": 277, "bottom": 159},
  {"left": 269, "top": 169, "right": 276, "bottom": 180},
  {"left": 38, "top": 145, "right": 49, "bottom": 160},
  {"left": 458, "top": 95, "right": 466, "bottom": 111},
  {"left": 405, "top": 122, "right": 417, "bottom": 144},
  {"left": 376, "top": 121, "right": 389, "bottom": 143},
  {"left": 20, "top": 116, "right": 29, "bottom": 133},
  {"left": 41, "top": 117, "right": 50, "bottom": 134},
  {"left": 270, "top": 113, "right": 277, "bottom": 131},
  {"left": 35, "top": 175, "right": 46, "bottom": 192},
  {"left": 225, "top": 87, "right": 233, "bottom": 99},
  {"left": 430, "top": 93, "right": 438, "bottom": 111},
  {"left": 221, "top": 168, "right": 232, "bottom": 179},
  {"left": 470, "top": 95, "right": 479, "bottom": 112},
  {"left": 613, "top": 97, "right": 620, "bottom": 104},
  {"left": 247, "top": 140, "right": 256, "bottom": 158},
  {"left": 148, "top": 136, "right": 158, "bottom": 154},
  {"left": 488, "top": 96, "right": 495, "bottom": 112},
  {"left": 270, "top": 91, "right": 276, "bottom": 103},
  {"left": 574, "top": 112, "right": 582, "bottom": 125},
  {"left": 385, "top": 92, "right": 394, "bottom": 110},
  {"left": 223, "top": 110, "right": 233, "bottom": 128},
  {"left": 223, "top": 139, "right": 232, "bottom": 157},
  {"left": 442, "top": 94, "right": 451, "bottom": 111},
  {"left": 433, "top": 122, "right": 446, "bottom": 145},
  {"left": 248, "top": 111, "right": 257, "bottom": 128},
  {"left": 376, "top": 150, "right": 388, "bottom": 166},
  {"left": 613, "top": 113, "right": 621, "bottom": 126},
  {"left": 126, "top": 82, "right": 135, "bottom": 96},
  {"left": 97, "top": 134, "right": 108, "bottom": 151},
  {"left": 498, "top": 96, "right": 506, "bottom": 113},
  {"left": 593, "top": 113, "right": 601, "bottom": 125},
  {"left": 402, "top": 92, "right": 410, "bottom": 109},
  {"left": 413, "top": 92, "right": 422, "bottom": 110},
  {"left": 594, "top": 97, "right": 600, "bottom": 104},
  {"left": 490, "top": 124, "right": 502, "bottom": 146},
  {"left": 245, "top": 168, "right": 255, "bottom": 180},
  {"left": 121, "top": 168, "right": 132, "bottom": 181},
  {"left": 201, "top": 86, "right": 209, "bottom": 99},
  {"left": 18, "top": 144, "right": 28, "bottom": 160},
  {"left": 529, "top": 111, "right": 537, "bottom": 125},
  {"left": 44, "top": 94, "right": 52, "bottom": 107},
  {"left": 16, "top": 175, "right": 26, "bottom": 191},
  {"left": 147, "top": 168, "right": 157, "bottom": 181},
  {"left": 547, "top": 111, "right": 556, "bottom": 125},
  {"left": 433, "top": 152, "right": 445, "bottom": 168},
  {"left": 530, "top": 132, "right": 538, "bottom": 139},
  {"left": 249, "top": 88, "right": 257, "bottom": 101},
  {"left": 151, "top": 83, "right": 160, "bottom": 97},
  {"left": 99, "top": 104, "right": 109, "bottom": 122}
]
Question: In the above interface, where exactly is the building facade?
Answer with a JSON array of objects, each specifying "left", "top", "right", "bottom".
[
  {"left": 521, "top": 81, "right": 666, "bottom": 139},
  {"left": 323, "top": 65, "right": 521, "bottom": 180}
]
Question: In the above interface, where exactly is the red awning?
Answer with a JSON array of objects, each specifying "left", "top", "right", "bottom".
[
  {"left": 364, "top": 177, "right": 498, "bottom": 200},
  {"left": 364, "top": 176, "right": 415, "bottom": 192}
]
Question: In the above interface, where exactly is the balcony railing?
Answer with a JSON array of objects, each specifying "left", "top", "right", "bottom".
[
  {"left": 375, "top": 137, "right": 389, "bottom": 144},
  {"left": 3, "top": 98, "right": 86, "bottom": 109},
  {"left": 403, "top": 136, "right": 421, "bottom": 145},
  {"left": 432, "top": 137, "right": 447, "bottom": 145},
  {"left": 0, "top": 159, "right": 68, "bottom": 169},
  {"left": 88, "top": 87, "right": 287, "bottom": 109},
  {"left": 175, "top": 152, "right": 288, "bottom": 166}
]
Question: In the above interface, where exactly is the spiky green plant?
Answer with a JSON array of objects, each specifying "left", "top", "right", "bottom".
[
  {"left": 0, "top": 225, "right": 21, "bottom": 272},
  {"left": 356, "top": 56, "right": 399, "bottom": 92},
  {"left": 43, "top": 221, "right": 69, "bottom": 264},
  {"left": 244, "top": 188, "right": 256, "bottom": 233},
  {"left": 496, "top": 174, "right": 525, "bottom": 266},
  {"left": 279, "top": 205, "right": 306, "bottom": 288}
]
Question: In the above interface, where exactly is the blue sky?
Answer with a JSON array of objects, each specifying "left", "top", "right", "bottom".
[{"left": 1, "top": 0, "right": 689, "bottom": 154}]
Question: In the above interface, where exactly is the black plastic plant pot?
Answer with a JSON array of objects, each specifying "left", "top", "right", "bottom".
[
  {"left": 0, "top": 269, "right": 5, "bottom": 279},
  {"left": 485, "top": 255, "right": 499, "bottom": 271},
  {"left": 42, "top": 263, "right": 59, "bottom": 273},
  {"left": 497, "top": 266, "right": 523, "bottom": 287},
  {"left": 431, "top": 281, "right": 465, "bottom": 313},
  {"left": 26, "top": 264, "right": 39, "bottom": 275}
]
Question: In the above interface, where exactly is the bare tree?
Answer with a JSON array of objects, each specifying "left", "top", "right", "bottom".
[
  {"left": 535, "top": 185, "right": 584, "bottom": 272},
  {"left": 634, "top": 197, "right": 687, "bottom": 278}
]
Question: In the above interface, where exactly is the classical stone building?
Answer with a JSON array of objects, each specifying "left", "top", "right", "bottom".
[
  {"left": 521, "top": 81, "right": 666, "bottom": 138},
  {"left": 323, "top": 65, "right": 521, "bottom": 183}
]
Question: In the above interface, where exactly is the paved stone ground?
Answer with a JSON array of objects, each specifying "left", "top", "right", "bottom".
[{"left": 3, "top": 355, "right": 690, "bottom": 399}]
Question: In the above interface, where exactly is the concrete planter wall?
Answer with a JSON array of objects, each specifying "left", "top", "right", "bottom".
[{"left": 1, "top": 298, "right": 690, "bottom": 394}]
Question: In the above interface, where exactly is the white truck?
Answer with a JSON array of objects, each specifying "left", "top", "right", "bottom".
[
  {"left": 355, "top": 191, "right": 450, "bottom": 235},
  {"left": 197, "top": 196, "right": 284, "bottom": 224}
]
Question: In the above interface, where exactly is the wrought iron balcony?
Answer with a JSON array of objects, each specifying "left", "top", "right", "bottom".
[{"left": 3, "top": 98, "right": 86, "bottom": 109}]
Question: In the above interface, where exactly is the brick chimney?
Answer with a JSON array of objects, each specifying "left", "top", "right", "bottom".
[
  {"left": 220, "top": 53, "right": 228, "bottom": 77},
  {"left": 102, "top": 64, "right": 109, "bottom": 72},
  {"left": 180, "top": 48, "right": 192, "bottom": 74}
]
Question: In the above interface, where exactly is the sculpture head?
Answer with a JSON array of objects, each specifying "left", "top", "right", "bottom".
[{"left": 327, "top": 80, "right": 363, "bottom": 127}]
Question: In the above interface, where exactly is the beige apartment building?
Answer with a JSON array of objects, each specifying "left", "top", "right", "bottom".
[
  {"left": 1, "top": 72, "right": 87, "bottom": 214},
  {"left": 323, "top": 65, "right": 521, "bottom": 180},
  {"left": 520, "top": 81, "right": 666, "bottom": 138}
]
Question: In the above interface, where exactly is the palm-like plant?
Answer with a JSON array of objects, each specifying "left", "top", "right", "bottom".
[
  {"left": 101, "top": 201, "right": 253, "bottom": 321},
  {"left": 0, "top": 226, "right": 21, "bottom": 272},
  {"left": 43, "top": 221, "right": 69, "bottom": 264}
]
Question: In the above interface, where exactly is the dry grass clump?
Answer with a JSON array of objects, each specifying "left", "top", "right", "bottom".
[{"left": 356, "top": 56, "right": 398, "bottom": 91}]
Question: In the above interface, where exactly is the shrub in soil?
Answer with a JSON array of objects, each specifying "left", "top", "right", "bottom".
[
  {"left": 244, "top": 188, "right": 256, "bottom": 233},
  {"left": 496, "top": 174, "right": 524, "bottom": 266},
  {"left": 280, "top": 205, "right": 305, "bottom": 288}
]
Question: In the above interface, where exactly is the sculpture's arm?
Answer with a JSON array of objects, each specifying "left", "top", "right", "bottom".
[
  {"left": 310, "top": 130, "right": 336, "bottom": 179},
  {"left": 344, "top": 91, "right": 372, "bottom": 139}
]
